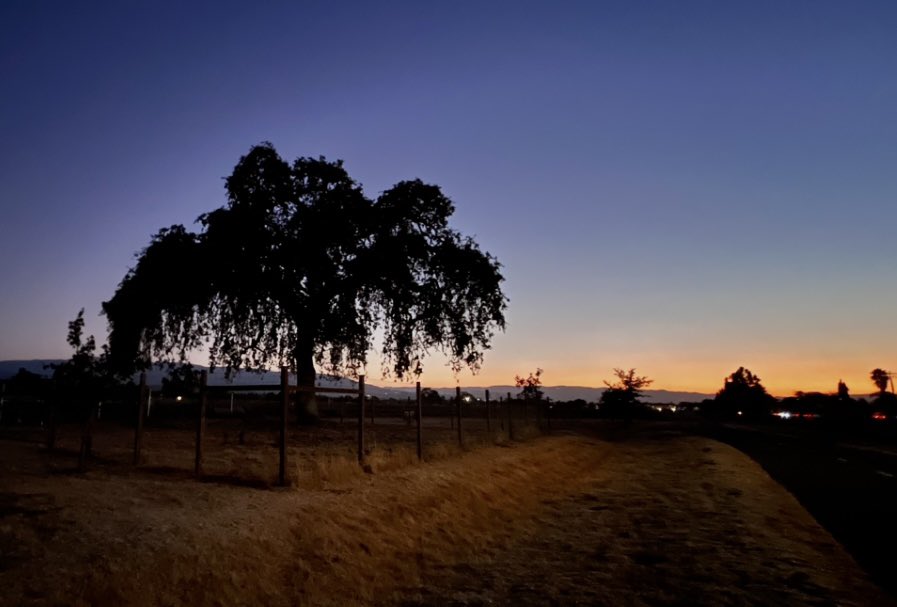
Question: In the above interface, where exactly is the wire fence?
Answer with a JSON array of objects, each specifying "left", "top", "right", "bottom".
[{"left": 0, "top": 370, "right": 553, "bottom": 487}]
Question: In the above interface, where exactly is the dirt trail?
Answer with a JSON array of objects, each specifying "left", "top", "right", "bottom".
[{"left": 1, "top": 428, "right": 891, "bottom": 606}]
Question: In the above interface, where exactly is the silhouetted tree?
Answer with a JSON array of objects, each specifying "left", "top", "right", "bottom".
[
  {"left": 870, "top": 368, "right": 891, "bottom": 394},
  {"left": 515, "top": 368, "right": 544, "bottom": 401},
  {"left": 103, "top": 143, "right": 507, "bottom": 419},
  {"left": 837, "top": 379, "right": 850, "bottom": 401},
  {"left": 51, "top": 310, "right": 114, "bottom": 398},
  {"left": 5, "top": 368, "right": 48, "bottom": 395},
  {"left": 599, "top": 368, "right": 653, "bottom": 422},
  {"left": 711, "top": 366, "right": 775, "bottom": 420},
  {"left": 420, "top": 388, "right": 443, "bottom": 404}
]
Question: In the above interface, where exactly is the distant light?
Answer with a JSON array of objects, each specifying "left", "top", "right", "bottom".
[
  {"left": 176, "top": 396, "right": 182, "bottom": 402},
  {"left": 463, "top": 396, "right": 471, "bottom": 402},
  {"left": 774, "top": 411, "right": 792, "bottom": 419},
  {"left": 737, "top": 411, "right": 743, "bottom": 416},
  {"left": 872, "top": 412, "right": 887, "bottom": 421}
]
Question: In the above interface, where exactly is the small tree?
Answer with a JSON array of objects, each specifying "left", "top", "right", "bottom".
[
  {"left": 712, "top": 366, "right": 775, "bottom": 420},
  {"left": 420, "top": 388, "right": 443, "bottom": 404},
  {"left": 870, "top": 368, "right": 891, "bottom": 394},
  {"left": 51, "top": 310, "right": 116, "bottom": 400},
  {"left": 599, "top": 368, "right": 652, "bottom": 422},
  {"left": 5, "top": 368, "right": 48, "bottom": 395},
  {"left": 836, "top": 379, "right": 850, "bottom": 401},
  {"left": 515, "top": 368, "right": 544, "bottom": 401}
]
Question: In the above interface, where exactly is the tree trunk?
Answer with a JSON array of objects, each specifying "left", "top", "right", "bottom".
[{"left": 295, "top": 346, "right": 319, "bottom": 423}]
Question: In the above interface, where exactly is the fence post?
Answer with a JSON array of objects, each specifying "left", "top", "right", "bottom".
[
  {"left": 456, "top": 386, "right": 463, "bottom": 447},
  {"left": 78, "top": 400, "right": 95, "bottom": 472},
  {"left": 370, "top": 395, "right": 375, "bottom": 425},
  {"left": 357, "top": 375, "right": 365, "bottom": 463},
  {"left": 416, "top": 381, "right": 423, "bottom": 461},
  {"left": 195, "top": 370, "right": 207, "bottom": 478},
  {"left": 133, "top": 372, "right": 147, "bottom": 465},
  {"left": 499, "top": 396, "right": 504, "bottom": 431},
  {"left": 279, "top": 367, "right": 289, "bottom": 486},
  {"left": 46, "top": 397, "right": 57, "bottom": 450},
  {"left": 507, "top": 392, "right": 514, "bottom": 440},
  {"left": 0, "top": 383, "right": 4, "bottom": 423},
  {"left": 485, "top": 389, "right": 491, "bottom": 433}
]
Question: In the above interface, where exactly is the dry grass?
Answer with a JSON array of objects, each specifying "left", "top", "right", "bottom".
[{"left": 1, "top": 422, "right": 893, "bottom": 606}]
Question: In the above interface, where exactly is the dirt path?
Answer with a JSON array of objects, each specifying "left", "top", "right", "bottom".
[{"left": 1, "top": 428, "right": 891, "bottom": 606}]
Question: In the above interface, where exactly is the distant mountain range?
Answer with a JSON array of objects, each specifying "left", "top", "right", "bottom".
[{"left": 0, "top": 359, "right": 715, "bottom": 403}]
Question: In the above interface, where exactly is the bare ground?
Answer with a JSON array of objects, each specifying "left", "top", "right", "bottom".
[{"left": 0, "top": 423, "right": 892, "bottom": 606}]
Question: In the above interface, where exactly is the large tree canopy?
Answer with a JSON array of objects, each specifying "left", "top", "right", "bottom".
[{"left": 103, "top": 143, "right": 507, "bottom": 400}]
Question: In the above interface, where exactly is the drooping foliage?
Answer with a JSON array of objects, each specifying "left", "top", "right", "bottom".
[{"left": 103, "top": 143, "right": 507, "bottom": 394}]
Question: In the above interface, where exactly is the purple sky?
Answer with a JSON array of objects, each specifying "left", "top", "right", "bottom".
[{"left": 2, "top": 1, "right": 896, "bottom": 394}]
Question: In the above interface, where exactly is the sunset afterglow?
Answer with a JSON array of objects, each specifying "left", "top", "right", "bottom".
[{"left": 2, "top": 3, "right": 896, "bottom": 398}]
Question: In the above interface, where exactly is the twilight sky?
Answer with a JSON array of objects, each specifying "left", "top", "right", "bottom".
[{"left": 2, "top": 1, "right": 896, "bottom": 395}]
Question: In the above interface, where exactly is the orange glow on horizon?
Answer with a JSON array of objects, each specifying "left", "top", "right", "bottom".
[{"left": 374, "top": 360, "right": 890, "bottom": 399}]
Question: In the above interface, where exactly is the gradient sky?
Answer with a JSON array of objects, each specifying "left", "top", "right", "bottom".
[{"left": 2, "top": 1, "right": 896, "bottom": 396}]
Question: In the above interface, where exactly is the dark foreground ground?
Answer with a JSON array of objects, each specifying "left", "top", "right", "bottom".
[{"left": 1, "top": 420, "right": 894, "bottom": 606}]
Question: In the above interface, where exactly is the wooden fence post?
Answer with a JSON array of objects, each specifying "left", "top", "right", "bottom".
[
  {"left": 78, "top": 400, "right": 96, "bottom": 472},
  {"left": 416, "top": 381, "right": 423, "bottom": 461},
  {"left": 485, "top": 389, "right": 491, "bottom": 433},
  {"left": 507, "top": 392, "right": 514, "bottom": 440},
  {"left": 279, "top": 367, "right": 289, "bottom": 486},
  {"left": 47, "top": 400, "right": 56, "bottom": 451},
  {"left": 133, "top": 372, "right": 147, "bottom": 465},
  {"left": 357, "top": 375, "right": 365, "bottom": 463},
  {"left": 499, "top": 396, "right": 504, "bottom": 431},
  {"left": 456, "top": 386, "right": 463, "bottom": 447},
  {"left": 195, "top": 370, "right": 207, "bottom": 478}
]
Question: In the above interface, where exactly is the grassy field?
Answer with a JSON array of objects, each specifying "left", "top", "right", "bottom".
[{"left": 1, "top": 421, "right": 893, "bottom": 606}]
